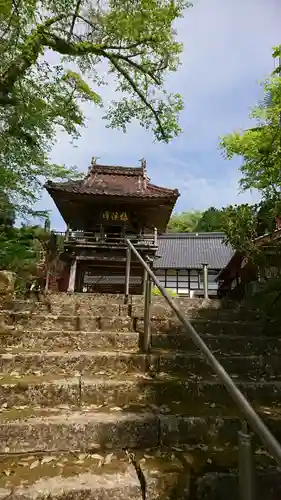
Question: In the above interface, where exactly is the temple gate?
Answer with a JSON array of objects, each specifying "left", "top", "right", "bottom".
[{"left": 45, "top": 158, "right": 179, "bottom": 294}]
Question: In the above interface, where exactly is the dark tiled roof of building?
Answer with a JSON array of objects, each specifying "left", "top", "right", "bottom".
[
  {"left": 46, "top": 163, "right": 179, "bottom": 199},
  {"left": 154, "top": 232, "right": 234, "bottom": 270}
]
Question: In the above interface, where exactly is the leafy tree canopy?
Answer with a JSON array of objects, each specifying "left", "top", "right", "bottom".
[
  {"left": 220, "top": 54, "right": 281, "bottom": 202},
  {"left": 167, "top": 207, "right": 226, "bottom": 233},
  {"left": 0, "top": 192, "right": 15, "bottom": 227},
  {"left": 0, "top": 224, "right": 50, "bottom": 292},
  {"left": 195, "top": 206, "right": 225, "bottom": 233},
  {"left": 167, "top": 210, "right": 202, "bottom": 232},
  {"left": 219, "top": 51, "right": 281, "bottom": 256},
  {"left": 1, "top": 0, "right": 189, "bottom": 217}
]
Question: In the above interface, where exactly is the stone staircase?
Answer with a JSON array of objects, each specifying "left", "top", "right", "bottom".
[{"left": 0, "top": 293, "right": 281, "bottom": 499}]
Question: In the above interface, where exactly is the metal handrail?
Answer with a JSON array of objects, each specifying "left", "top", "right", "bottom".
[{"left": 125, "top": 237, "right": 281, "bottom": 467}]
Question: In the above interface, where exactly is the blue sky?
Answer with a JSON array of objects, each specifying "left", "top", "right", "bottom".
[{"left": 44, "top": 0, "right": 281, "bottom": 230}]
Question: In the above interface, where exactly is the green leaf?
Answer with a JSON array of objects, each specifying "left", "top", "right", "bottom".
[{"left": 0, "top": 0, "right": 189, "bottom": 216}]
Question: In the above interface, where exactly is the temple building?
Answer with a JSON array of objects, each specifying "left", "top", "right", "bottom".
[
  {"left": 45, "top": 158, "right": 179, "bottom": 294},
  {"left": 46, "top": 157, "right": 235, "bottom": 297},
  {"left": 154, "top": 232, "right": 234, "bottom": 297}
]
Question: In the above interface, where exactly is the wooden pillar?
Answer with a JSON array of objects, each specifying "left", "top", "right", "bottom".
[
  {"left": 65, "top": 224, "right": 70, "bottom": 242},
  {"left": 44, "top": 267, "right": 50, "bottom": 293},
  {"left": 202, "top": 263, "right": 209, "bottom": 300},
  {"left": 67, "top": 259, "right": 77, "bottom": 293}
]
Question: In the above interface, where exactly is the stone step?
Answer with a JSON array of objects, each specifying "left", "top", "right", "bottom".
[
  {"left": 4, "top": 300, "right": 125, "bottom": 315},
  {"left": 7, "top": 301, "right": 124, "bottom": 316},
  {"left": 2, "top": 373, "right": 281, "bottom": 412},
  {"left": 4, "top": 311, "right": 278, "bottom": 337},
  {"left": 1, "top": 349, "right": 280, "bottom": 380},
  {"left": 151, "top": 333, "right": 281, "bottom": 355},
  {"left": 195, "top": 470, "right": 281, "bottom": 500},
  {"left": 3, "top": 295, "right": 265, "bottom": 321},
  {"left": 2, "top": 330, "right": 281, "bottom": 356},
  {"left": 181, "top": 319, "right": 281, "bottom": 337},
  {"left": 0, "top": 450, "right": 175, "bottom": 500},
  {"left": 4, "top": 293, "right": 126, "bottom": 309},
  {"left": 0, "top": 331, "right": 138, "bottom": 350},
  {"left": 131, "top": 304, "right": 262, "bottom": 321},
  {"left": 0, "top": 447, "right": 278, "bottom": 500},
  {"left": 136, "top": 317, "right": 281, "bottom": 336},
  {"left": 131, "top": 302, "right": 263, "bottom": 321},
  {"left": 1, "top": 408, "right": 281, "bottom": 454},
  {"left": 156, "top": 352, "right": 281, "bottom": 380},
  {"left": 1, "top": 313, "right": 133, "bottom": 332},
  {"left": 0, "top": 447, "right": 279, "bottom": 500},
  {"left": 0, "top": 409, "right": 159, "bottom": 453},
  {"left": 0, "top": 331, "right": 139, "bottom": 351},
  {"left": 0, "top": 349, "right": 146, "bottom": 375}
]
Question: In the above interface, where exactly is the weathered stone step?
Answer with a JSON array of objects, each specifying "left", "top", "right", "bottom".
[
  {"left": 0, "top": 350, "right": 146, "bottom": 375},
  {"left": 157, "top": 352, "right": 281, "bottom": 380},
  {"left": 1, "top": 408, "right": 281, "bottom": 454},
  {"left": 1, "top": 349, "right": 280, "bottom": 380},
  {"left": 3, "top": 330, "right": 281, "bottom": 357},
  {"left": 195, "top": 470, "right": 281, "bottom": 500},
  {"left": 131, "top": 302, "right": 263, "bottom": 321},
  {"left": 2, "top": 313, "right": 133, "bottom": 332},
  {"left": 2, "top": 295, "right": 266, "bottom": 321},
  {"left": 188, "top": 319, "right": 281, "bottom": 337},
  {"left": 4, "top": 311, "right": 278, "bottom": 337},
  {"left": 1, "top": 331, "right": 139, "bottom": 350},
  {"left": 4, "top": 301, "right": 126, "bottom": 316},
  {"left": 0, "top": 452, "right": 173, "bottom": 500},
  {"left": 2, "top": 373, "right": 281, "bottom": 412},
  {"left": 153, "top": 334, "right": 281, "bottom": 355},
  {"left": 138, "top": 318, "right": 281, "bottom": 336},
  {"left": 0, "top": 447, "right": 278, "bottom": 500},
  {"left": 0, "top": 410, "right": 159, "bottom": 453},
  {"left": 0, "top": 374, "right": 80, "bottom": 407},
  {"left": 4, "top": 293, "right": 126, "bottom": 312}
]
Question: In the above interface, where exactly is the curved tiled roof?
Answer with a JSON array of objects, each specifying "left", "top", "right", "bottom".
[
  {"left": 46, "top": 164, "right": 179, "bottom": 199},
  {"left": 155, "top": 232, "right": 234, "bottom": 270}
]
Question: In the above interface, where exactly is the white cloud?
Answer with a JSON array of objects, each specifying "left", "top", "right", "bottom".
[{"left": 176, "top": 173, "right": 260, "bottom": 212}]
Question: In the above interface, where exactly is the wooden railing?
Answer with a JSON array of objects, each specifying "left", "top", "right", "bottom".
[{"left": 52, "top": 231, "right": 158, "bottom": 247}]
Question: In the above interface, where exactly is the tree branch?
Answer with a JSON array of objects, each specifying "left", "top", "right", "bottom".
[
  {"left": 105, "top": 53, "right": 167, "bottom": 140},
  {"left": 109, "top": 53, "right": 161, "bottom": 85},
  {"left": 0, "top": 14, "right": 65, "bottom": 98},
  {"left": 1, "top": 13, "right": 161, "bottom": 98},
  {"left": 1, "top": 18, "right": 168, "bottom": 139},
  {"left": 67, "top": 0, "right": 83, "bottom": 42}
]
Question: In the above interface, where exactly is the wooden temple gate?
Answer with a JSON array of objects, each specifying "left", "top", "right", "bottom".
[{"left": 45, "top": 159, "right": 179, "bottom": 294}]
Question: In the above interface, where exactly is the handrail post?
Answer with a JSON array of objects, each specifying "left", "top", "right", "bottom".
[
  {"left": 143, "top": 273, "right": 151, "bottom": 353},
  {"left": 238, "top": 421, "right": 255, "bottom": 500},
  {"left": 154, "top": 227, "right": 158, "bottom": 246},
  {"left": 202, "top": 263, "right": 209, "bottom": 299},
  {"left": 125, "top": 247, "right": 131, "bottom": 303},
  {"left": 143, "top": 268, "right": 148, "bottom": 295}
]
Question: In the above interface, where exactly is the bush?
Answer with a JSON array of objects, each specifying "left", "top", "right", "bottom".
[
  {"left": 152, "top": 286, "right": 177, "bottom": 297},
  {"left": 245, "top": 277, "right": 281, "bottom": 319},
  {"left": 0, "top": 225, "right": 49, "bottom": 296}
]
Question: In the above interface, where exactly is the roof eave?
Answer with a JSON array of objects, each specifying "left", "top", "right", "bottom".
[{"left": 46, "top": 186, "right": 179, "bottom": 201}]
